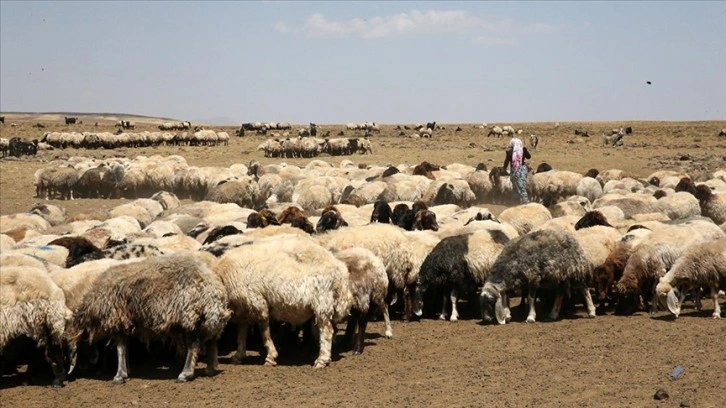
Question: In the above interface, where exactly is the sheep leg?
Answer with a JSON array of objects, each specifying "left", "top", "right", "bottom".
[
  {"left": 377, "top": 298, "right": 393, "bottom": 339},
  {"left": 203, "top": 339, "right": 219, "bottom": 376},
  {"left": 583, "top": 287, "right": 597, "bottom": 318},
  {"left": 260, "top": 320, "right": 278, "bottom": 366},
  {"left": 503, "top": 292, "right": 512, "bottom": 322},
  {"left": 314, "top": 319, "right": 334, "bottom": 369},
  {"left": 354, "top": 313, "right": 368, "bottom": 355},
  {"left": 548, "top": 292, "right": 564, "bottom": 321},
  {"left": 649, "top": 285, "right": 659, "bottom": 315},
  {"left": 449, "top": 288, "right": 459, "bottom": 322},
  {"left": 231, "top": 323, "right": 248, "bottom": 364},
  {"left": 438, "top": 293, "right": 448, "bottom": 320},
  {"left": 526, "top": 287, "right": 537, "bottom": 323},
  {"left": 343, "top": 309, "right": 359, "bottom": 349},
  {"left": 694, "top": 288, "right": 702, "bottom": 312},
  {"left": 44, "top": 341, "right": 66, "bottom": 388},
  {"left": 177, "top": 334, "right": 200, "bottom": 382},
  {"left": 112, "top": 337, "right": 129, "bottom": 384},
  {"left": 711, "top": 287, "right": 722, "bottom": 319}
]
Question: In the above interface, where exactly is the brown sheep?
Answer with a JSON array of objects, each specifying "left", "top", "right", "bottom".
[
  {"left": 68, "top": 253, "right": 230, "bottom": 384},
  {"left": 412, "top": 161, "right": 441, "bottom": 180}
]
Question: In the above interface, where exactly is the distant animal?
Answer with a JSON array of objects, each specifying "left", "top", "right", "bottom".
[
  {"left": 64, "top": 116, "right": 77, "bottom": 125},
  {"left": 0, "top": 116, "right": 5, "bottom": 124},
  {"left": 529, "top": 134, "right": 539, "bottom": 149},
  {"left": 646, "top": 81, "right": 652, "bottom": 85},
  {"left": 719, "top": 128, "right": 726, "bottom": 137}
]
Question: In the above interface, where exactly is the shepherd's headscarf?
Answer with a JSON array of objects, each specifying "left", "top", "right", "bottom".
[{"left": 510, "top": 137, "right": 524, "bottom": 171}]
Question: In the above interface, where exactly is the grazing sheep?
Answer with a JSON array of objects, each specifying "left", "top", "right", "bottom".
[
  {"left": 656, "top": 238, "right": 726, "bottom": 319},
  {"left": 333, "top": 247, "right": 392, "bottom": 353},
  {"left": 205, "top": 178, "right": 263, "bottom": 210},
  {"left": 68, "top": 253, "right": 230, "bottom": 383},
  {"left": 1, "top": 266, "right": 71, "bottom": 387},
  {"left": 615, "top": 221, "right": 725, "bottom": 315},
  {"left": 213, "top": 236, "right": 352, "bottom": 368},
  {"left": 480, "top": 229, "right": 594, "bottom": 324},
  {"left": 413, "top": 229, "right": 511, "bottom": 322}
]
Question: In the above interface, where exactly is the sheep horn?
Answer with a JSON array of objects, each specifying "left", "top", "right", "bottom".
[
  {"left": 666, "top": 289, "right": 681, "bottom": 317},
  {"left": 67, "top": 344, "right": 78, "bottom": 375},
  {"left": 494, "top": 297, "right": 507, "bottom": 325}
]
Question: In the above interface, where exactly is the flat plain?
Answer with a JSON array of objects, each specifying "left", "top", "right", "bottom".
[{"left": 1, "top": 114, "right": 725, "bottom": 407}]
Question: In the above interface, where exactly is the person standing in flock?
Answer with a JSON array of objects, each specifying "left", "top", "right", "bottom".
[{"left": 503, "top": 137, "right": 531, "bottom": 204}]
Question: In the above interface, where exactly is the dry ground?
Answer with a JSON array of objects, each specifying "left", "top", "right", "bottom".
[{"left": 1, "top": 114, "right": 725, "bottom": 407}]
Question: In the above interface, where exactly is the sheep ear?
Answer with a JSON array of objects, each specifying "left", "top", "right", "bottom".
[
  {"left": 666, "top": 290, "right": 680, "bottom": 316},
  {"left": 495, "top": 297, "right": 507, "bottom": 325}
]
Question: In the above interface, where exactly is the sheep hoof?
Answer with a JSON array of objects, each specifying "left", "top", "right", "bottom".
[
  {"left": 526, "top": 317, "right": 536, "bottom": 324},
  {"left": 450, "top": 316, "right": 458, "bottom": 322},
  {"left": 111, "top": 377, "right": 126, "bottom": 385},
  {"left": 313, "top": 360, "right": 329, "bottom": 369},
  {"left": 438, "top": 314, "right": 447, "bottom": 321},
  {"left": 50, "top": 379, "right": 64, "bottom": 388},
  {"left": 230, "top": 355, "right": 243, "bottom": 364},
  {"left": 587, "top": 312, "right": 596, "bottom": 319},
  {"left": 264, "top": 358, "right": 277, "bottom": 367},
  {"left": 712, "top": 313, "right": 721, "bottom": 319},
  {"left": 353, "top": 350, "right": 362, "bottom": 356},
  {"left": 175, "top": 376, "right": 190, "bottom": 383},
  {"left": 385, "top": 331, "right": 393, "bottom": 339}
]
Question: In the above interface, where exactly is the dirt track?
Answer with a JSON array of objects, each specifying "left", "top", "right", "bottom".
[{"left": 1, "top": 115, "right": 725, "bottom": 407}]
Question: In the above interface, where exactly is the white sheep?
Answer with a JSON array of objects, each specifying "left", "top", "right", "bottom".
[
  {"left": 656, "top": 238, "right": 726, "bottom": 319},
  {"left": 213, "top": 235, "right": 352, "bottom": 368},
  {"left": 1, "top": 266, "right": 71, "bottom": 387},
  {"left": 498, "top": 203, "right": 553, "bottom": 235}
]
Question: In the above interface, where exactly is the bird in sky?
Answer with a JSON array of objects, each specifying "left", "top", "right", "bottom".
[{"left": 646, "top": 81, "right": 652, "bottom": 85}]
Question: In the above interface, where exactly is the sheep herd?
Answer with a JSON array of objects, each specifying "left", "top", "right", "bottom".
[
  {"left": 2, "top": 155, "right": 726, "bottom": 389},
  {"left": 39, "top": 130, "right": 230, "bottom": 150}
]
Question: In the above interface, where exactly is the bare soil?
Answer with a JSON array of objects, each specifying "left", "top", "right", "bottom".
[{"left": 1, "top": 114, "right": 725, "bottom": 407}]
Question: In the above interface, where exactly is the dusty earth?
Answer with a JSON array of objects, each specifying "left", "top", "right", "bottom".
[{"left": 1, "top": 114, "right": 725, "bottom": 407}]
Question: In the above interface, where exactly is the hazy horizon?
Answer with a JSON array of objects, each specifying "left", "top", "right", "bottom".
[{"left": 1, "top": 1, "right": 725, "bottom": 126}]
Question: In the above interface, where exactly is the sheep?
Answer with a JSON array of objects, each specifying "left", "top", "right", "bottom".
[
  {"left": 480, "top": 229, "right": 594, "bottom": 324},
  {"left": 530, "top": 170, "right": 583, "bottom": 206},
  {"left": 593, "top": 227, "right": 653, "bottom": 313},
  {"left": 46, "top": 236, "right": 104, "bottom": 267},
  {"left": 654, "top": 191, "right": 701, "bottom": 220},
  {"left": 1, "top": 213, "right": 51, "bottom": 235},
  {"left": 316, "top": 205, "right": 349, "bottom": 233},
  {"left": 10, "top": 244, "right": 70, "bottom": 268},
  {"left": 29, "top": 203, "right": 67, "bottom": 227},
  {"left": 422, "top": 179, "right": 476, "bottom": 208},
  {"left": 150, "top": 191, "right": 181, "bottom": 211},
  {"left": 277, "top": 206, "right": 315, "bottom": 234},
  {"left": 333, "top": 247, "right": 392, "bottom": 353},
  {"left": 498, "top": 203, "right": 552, "bottom": 235},
  {"left": 656, "top": 238, "right": 726, "bottom": 319},
  {"left": 68, "top": 253, "right": 230, "bottom": 383},
  {"left": 1, "top": 266, "right": 71, "bottom": 387},
  {"left": 549, "top": 196, "right": 592, "bottom": 218},
  {"left": 694, "top": 185, "right": 726, "bottom": 224},
  {"left": 593, "top": 193, "right": 658, "bottom": 219},
  {"left": 213, "top": 235, "right": 352, "bottom": 368},
  {"left": 316, "top": 224, "right": 417, "bottom": 320},
  {"left": 575, "top": 211, "right": 613, "bottom": 230},
  {"left": 576, "top": 177, "right": 603, "bottom": 203},
  {"left": 37, "top": 166, "right": 79, "bottom": 200},
  {"left": 413, "top": 229, "right": 511, "bottom": 322},
  {"left": 205, "top": 178, "right": 263, "bottom": 210},
  {"left": 615, "top": 221, "right": 725, "bottom": 315},
  {"left": 370, "top": 200, "right": 393, "bottom": 223}
]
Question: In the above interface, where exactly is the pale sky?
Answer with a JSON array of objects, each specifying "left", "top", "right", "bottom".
[{"left": 1, "top": 1, "right": 724, "bottom": 125}]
